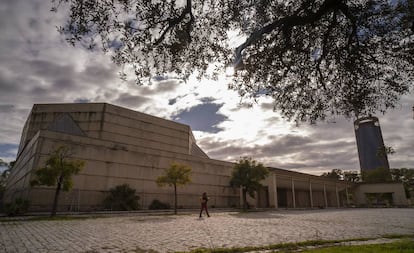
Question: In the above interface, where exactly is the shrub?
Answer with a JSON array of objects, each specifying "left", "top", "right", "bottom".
[
  {"left": 103, "top": 184, "right": 140, "bottom": 211},
  {"left": 148, "top": 199, "right": 170, "bottom": 210},
  {"left": 4, "top": 198, "right": 30, "bottom": 216}
]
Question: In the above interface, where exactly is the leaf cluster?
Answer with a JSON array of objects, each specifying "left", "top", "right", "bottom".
[
  {"left": 390, "top": 168, "right": 414, "bottom": 198},
  {"left": 0, "top": 159, "right": 12, "bottom": 192},
  {"left": 156, "top": 162, "right": 192, "bottom": 187},
  {"left": 321, "top": 168, "right": 344, "bottom": 180},
  {"left": 230, "top": 157, "right": 269, "bottom": 198},
  {"left": 30, "top": 146, "right": 84, "bottom": 191},
  {"left": 361, "top": 167, "right": 392, "bottom": 183},
  {"left": 3, "top": 198, "right": 30, "bottom": 217},
  {"left": 148, "top": 199, "right": 170, "bottom": 210},
  {"left": 103, "top": 183, "right": 140, "bottom": 211}
]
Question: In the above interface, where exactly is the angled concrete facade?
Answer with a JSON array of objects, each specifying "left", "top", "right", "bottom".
[
  {"left": 4, "top": 103, "right": 353, "bottom": 212},
  {"left": 5, "top": 103, "right": 238, "bottom": 211}
]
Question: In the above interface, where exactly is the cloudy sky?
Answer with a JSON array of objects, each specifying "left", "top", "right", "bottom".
[{"left": 0, "top": 0, "right": 413, "bottom": 175}]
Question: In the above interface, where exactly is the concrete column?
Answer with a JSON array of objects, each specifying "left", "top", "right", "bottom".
[
  {"left": 273, "top": 174, "right": 278, "bottom": 209},
  {"left": 309, "top": 180, "right": 313, "bottom": 208},
  {"left": 78, "top": 188, "right": 81, "bottom": 211},
  {"left": 240, "top": 187, "right": 243, "bottom": 208},
  {"left": 323, "top": 183, "right": 328, "bottom": 208},
  {"left": 336, "top": 184, "right": 340, "bottom": 208},
  {"left": 291, "top": 177, "right": 296, "bottom": 208},
  {"left": 346, "top": 186, "right": 350, "bottom": 206}
]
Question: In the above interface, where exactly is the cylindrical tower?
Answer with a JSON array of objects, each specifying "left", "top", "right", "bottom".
[{"left": 354, "top": 116, "right": 390, "bottom": 171}]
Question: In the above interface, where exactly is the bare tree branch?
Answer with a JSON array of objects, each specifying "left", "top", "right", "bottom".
[
  {"left": 154, "top": 0, "right": 193, "bottom": 45},
  {"left": 234, "top": 0, "right": 344, "bottom": 67}
]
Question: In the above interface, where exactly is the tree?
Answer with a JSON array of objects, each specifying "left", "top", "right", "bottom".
[
  {"left": 360, "top": 144, "right": 395, "bottom": 182},
  {"left": 52, "top": 0, "right": 413, "bottom": 122},
  {"left": 390, "top": 168, "right": 414, "bottom": 198},
  {"left": 343, "top": 171, "right": 360, "bottom": 183},
  {"left": 230, "top": 157, "right": 269, "bottom": 210},
  {"left": 362, "top": 167, "right": 392, "bottom": 183},
  {"left": 0, "top": 160, "right": 14, "bottom": 199},
  {"left": 376, "top": 145, "right": 395, "bottom": 159},
  {"left": 30, "top": 146, "right": 85, "bottom": 216},
  {"left": 0, "top": 159, "right": 8, "bottom": 167},
  {"left": 0, "top": 159, "right": 11, "bottom": 208},
  {"left": 321, "top": 169, "right": 343, "bottom": 180},
  {"left": 0, "top": 159, "right": 10, "bottom": 184},
  {"left": 156, "top": 162, "right": 192, "bottom": 214},
  {"left": 103, "top": 184, "right": 140, "bottom": 211}
]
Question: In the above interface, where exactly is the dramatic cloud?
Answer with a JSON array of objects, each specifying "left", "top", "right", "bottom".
[
  {"left": 113, "top": 93, "right": 151, "bottom": 108},
  {"left": 173, "top": 102, "right": 228, "bottom": 133}
]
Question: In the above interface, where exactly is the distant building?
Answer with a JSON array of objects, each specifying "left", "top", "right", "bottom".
[
  {"left": 354, "top": 116, "right": 389, "bottom": 171},
  {"left": 4, "top": 103, "right": 354, "bottom": 212}
]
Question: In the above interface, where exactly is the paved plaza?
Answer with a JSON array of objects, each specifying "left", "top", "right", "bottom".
[{"left": 1, "top": 208, "right": 413, "bottom": 253}]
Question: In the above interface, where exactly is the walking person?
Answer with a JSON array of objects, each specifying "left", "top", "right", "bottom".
[{"left": 199, "top": 192, "right": 210, "bottom": 218}]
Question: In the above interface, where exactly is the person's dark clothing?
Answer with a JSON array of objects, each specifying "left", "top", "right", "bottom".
[{"left": 199, "top": 194, "right": 210, "bottom": 217}]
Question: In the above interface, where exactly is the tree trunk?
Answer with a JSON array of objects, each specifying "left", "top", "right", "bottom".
[
  {"left": 242, "top": 188, "right": 247, "bottom": 211},
  {"left": 51, "top": 176, "right": 63, "bottom": 217},
  {"left": 174, "top": 184, "right": 177, "bottom": 215}
]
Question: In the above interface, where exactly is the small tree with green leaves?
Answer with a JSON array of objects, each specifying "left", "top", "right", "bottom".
[
  {"left": 230, "top": 157, "right": 269, "bottom": 211},
  {"left": 30, "top": 146, "right": 85, "bottom": 217},
  {"left": 156, "top": 162, "right": 192, "bottom": 214}
]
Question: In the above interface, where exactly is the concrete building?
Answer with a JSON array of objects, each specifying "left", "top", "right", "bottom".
[
  {"left": 4, "top": 103, "right": 354, "bottom": 212},
  {"left": 260, "top": 168, "right": 352, "bottom": 209}
]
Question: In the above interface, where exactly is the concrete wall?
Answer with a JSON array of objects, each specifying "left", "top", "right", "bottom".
[
  {"left": 353, "top": 183, "right": 408, "bottom": 206},
  {"left": 7, "top": 130, "right": 239, "bottom": 211},
  {"left": 17, "top": 104, "right": 193, "bottom": 158},
  {"left": 5, "top": 103, "right": 238, "bottom": 211}
]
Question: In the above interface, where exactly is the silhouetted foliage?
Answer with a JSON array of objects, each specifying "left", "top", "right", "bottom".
[
  {"left": 321, "top": 169, "right": 343, "bottom": 180},
  {"left": 30, "top": 146, "right": 84, "bottom": 217},
  {"left": 148, "top": 199, "right": 171, "bottom": 210},
  {"left": 390, "top": 168, "right": 414, "bottom": 198},
  {"left": 3, "top": 198, "right": 30, "bottom": 217},
  {"left": 52, "top": 0, "right": 413, "bottom": 122},
  {"left": 103, "top": 184, "right": 140, "bottom": 211},
  {"left": 362, "top": 167, "right": 392, "bottom": 183},
  {"left": 156, "top": 162, "right": 192, "bottom": 214},
  {"left": 0, "top": 159, "right": 13, "bottom": 200},
  {"left": 230, "top": 157, "right": 269, "bottom": 210},
  {"left": 343, "top": 171, "right": 360, "bottom": 183}
]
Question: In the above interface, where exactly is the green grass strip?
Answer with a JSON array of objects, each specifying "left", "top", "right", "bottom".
[
  {"left": 300, "top": 239, "right": 414, "bottom": 253},
  {"left": 178, "top": 235, "right": 414, "bottom": 253}
]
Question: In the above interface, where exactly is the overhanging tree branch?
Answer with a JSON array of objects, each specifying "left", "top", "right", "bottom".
[
  {"left": 53, "top": 0, "right": 414, "bottom": 122},
  {"left": 234, "top": 0, "right": 346, "bottom": 67},
  {"left": 154, "top": 0, "right": 194, "bottom": 45}
]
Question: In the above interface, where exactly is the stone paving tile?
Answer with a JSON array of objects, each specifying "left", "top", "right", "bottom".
[{"left": 0, "top": 208, "right": 413, "bottom": 253}]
